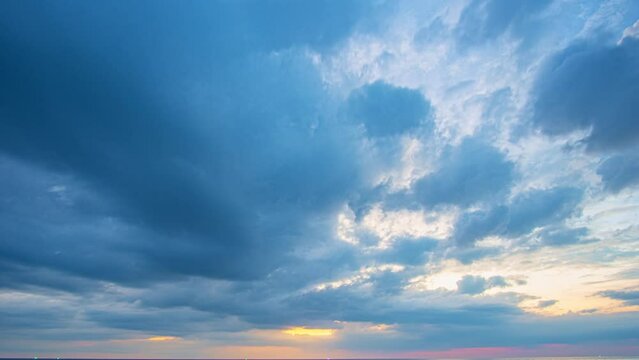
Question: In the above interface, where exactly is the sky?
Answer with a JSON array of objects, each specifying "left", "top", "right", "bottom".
[{"left": 1, "top": 0, "right": 639, "bottom": 358}]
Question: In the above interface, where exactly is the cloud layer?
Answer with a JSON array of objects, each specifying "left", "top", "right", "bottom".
[{"left": 1, "top": 0, "right": 639, "bottom": 358}]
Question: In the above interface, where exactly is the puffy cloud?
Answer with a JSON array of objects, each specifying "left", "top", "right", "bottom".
[
  {"left": 347, "top": 81, "right": 433, "bottom": 137},
  {"left": 456, "top": 275, "right": 509, "bottom": 295},
  {"left": 531, "top": 37, "right": 639, "bottom": 152}
]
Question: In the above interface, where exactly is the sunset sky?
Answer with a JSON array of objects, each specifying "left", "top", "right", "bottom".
[{"left": 1, "top": 0, "right": 639, "bottom": 358}]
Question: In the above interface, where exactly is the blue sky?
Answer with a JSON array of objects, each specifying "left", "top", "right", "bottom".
[{"left": 1, "top": 0, "right": 639, "bottom": 358}]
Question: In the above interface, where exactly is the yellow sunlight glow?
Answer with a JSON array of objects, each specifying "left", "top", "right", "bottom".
[
  {"left": 282, "top": 327, "right": 335, "bottom": 337},
  {"left": 146, "top": 336, "right": 178, "bottom": 342}
]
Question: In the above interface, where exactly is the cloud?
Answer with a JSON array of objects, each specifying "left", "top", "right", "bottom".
[
  {"left": 598, "top": 290, "right": 639, "bottom": 306},
  {"left": 1, "top": 1, "right": 639, "bottom": 357},
  {"left": 456, "top": 275, "right": 509, "bottom": 295},
  {"left": 383, "top": 312, "right": 639, "bottom": 350},
  {"left": 454, "top": 186, "right": 584, "bottom": 246},
  {"left": 286, "top": 286, "right": 522, "bottom": 327},
  {"left": 623, "top": 20, "right": 639, "bottom": 40},
  {"left": 0, "top": 294, "right": 78, "bottom": 331},
  {"left": 84, "top": 306, "right": 223, "bottom": 335},
  {"left": 347, "top": 80, "right": 433, "bottom": 137},
  {"left": 454, "top": 0, "right": 552, "bottom": 49},
  {"left": 0, "top": 1, "right": 372, "bottom": 284},
  {"left": 531, "top": 37, "right": 639, "bottom": 152},
  {"left": 451, "top": 246, "right": 503, "bottom": 265},
  {"left": 414, "top": 138, "right": 515, "bottom": 207},
  {"left": 597, "top": 152, "right": 639, "bottom": 192},
  {"left": 506, "top": 187, "right": 583, "bottom": 236},
  {"left": 534, "top": 226, "right": 591, "bottom": 247},
  {"left": 376, "top": 237, "right": 438, "bottom": 266},
  {"left": 454, "top": 205, "right": 509, "bottom": 246},
  {"left": 234, "top": 0, "right": 370, "bottom": 50},
  {"left": 537, "top": 299, "right": 558, "bottom": 308},
  {"left": 414, "top": 16, "right": 447, "bottom": 46}
]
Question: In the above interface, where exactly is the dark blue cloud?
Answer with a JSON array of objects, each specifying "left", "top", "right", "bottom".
[
  {"left": 0, "top": 2, "right": 388, "bottom": 342},
  {"left": 347, "top": 80, "right": 433, "bottom": 137},
  {"left": 0, "top": 156, "right": 164, "bottom": 285},
  {"left": 531, "top": 37, "right": 639, "bottom": 152},
  {"left": 0, "top": 0, "right": 373, "bottom": 284},
  {"left": 0, "top": 261, "right": 103, "bottom": 294},
  {"left": 597, "top": 152, "right": 639, "bottom": 192},
  {"left": 414, "top": 138, "right": 515, "bottom": 207}
]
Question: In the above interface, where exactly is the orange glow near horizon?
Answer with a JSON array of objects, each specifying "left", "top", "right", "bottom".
[{"left": 282, "top": 327, "right": 335, "bottom": 337}]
